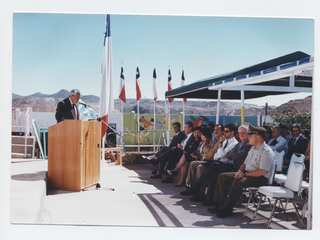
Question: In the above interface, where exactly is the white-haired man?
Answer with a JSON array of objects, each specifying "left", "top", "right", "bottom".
[{"left": 55, "top": 89, "right": 81, "bottom": 123}]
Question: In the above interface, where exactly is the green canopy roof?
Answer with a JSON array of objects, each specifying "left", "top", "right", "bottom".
[{"left": 165, "top": 51, "right": 312, "bottom": 100}]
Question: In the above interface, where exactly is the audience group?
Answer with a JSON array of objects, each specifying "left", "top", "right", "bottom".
[{"left": 143, "top": 120, "right": 310, "bottom": 218}]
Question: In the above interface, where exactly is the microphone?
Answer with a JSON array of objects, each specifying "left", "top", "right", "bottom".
[{"left": 79, "top": 102, "right": 87, "bottom": 108}]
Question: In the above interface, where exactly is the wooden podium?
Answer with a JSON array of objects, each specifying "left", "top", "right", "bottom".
[{"left": 47, "top": 120, "right": 101, "bottom": 191}]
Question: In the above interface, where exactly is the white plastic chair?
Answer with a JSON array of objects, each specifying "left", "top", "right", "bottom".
[
  {"left": 274, "top": 150, "right": 285, "bottom": 173},
  {"left": 255, "top": 161, "right": 305, "bottom": 228},
  {"left": 243, "top": 159, "right": 277, "bottom": 218},
  {"left": 274, "top": 153, "right": 304, "bottom": 185}
]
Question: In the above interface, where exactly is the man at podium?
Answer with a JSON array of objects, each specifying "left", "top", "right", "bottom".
[{"left": 55, "top": 89, "right": 81, "bottom": 123}]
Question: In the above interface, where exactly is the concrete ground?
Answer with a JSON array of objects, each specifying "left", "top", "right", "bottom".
[{"left": 10, "top": 157, "right": 308, "bottom": 230}]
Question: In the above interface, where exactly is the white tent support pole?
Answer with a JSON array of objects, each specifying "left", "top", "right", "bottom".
[
  {"left": 289, "top": 75, "right": 295, "bottom": 87},
  {"left": 216, "top": 88, "right": 221, "bottom": 124},
  {"left": 241, "top": 90, "right": 245, "bottom": 125}
]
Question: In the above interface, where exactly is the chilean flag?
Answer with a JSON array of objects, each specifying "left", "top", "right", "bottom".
[
  {"left": 118, "top": 67, "right": 126, "bottom": 103},
  {"left": 152, "top": 68, "right": 158, "bottom": 101},
  {"left": 136, "top": 67, "right": 141, "bottom": 101},
  {"left": 99, "top": 14, "right": 114, "bottom": 138},
  {"left": 181, "top": 69, "right": 187, "bottom": 103},
  {"left": 168, "top": 69, "right": 174, "bottom": 103}
]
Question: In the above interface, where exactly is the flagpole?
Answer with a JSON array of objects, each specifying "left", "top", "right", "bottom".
[
  {"left": 119, "top": 101, "right": 124, "bottom": 145},
  {"left": 168, "top": 102, "right": 171, "bottom": 145},
  {"left": 181, "top": 68, "right": 186, "bottom": 127},
  {"left": 137, "top": 98, "right": 140, "bottom": 153},
  {"left": 153, "top": 100, "right": 156, "bottom": 153},
  {"left": 183, "top": 100, "right": 185, "bottom": 126},
  {"left": 165, "top": 98, "right": 168, "bottom": 146}
]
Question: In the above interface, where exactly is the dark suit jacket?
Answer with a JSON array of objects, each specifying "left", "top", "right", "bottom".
[
  {"left": 169, "top": 131, "right": 187, "bottom": 149},
  {"left": 183, "top": 134, "right": 201, "bottom": 154},
  {"left": 224, "top": 140, "right": 252, "bottom": 171},
  {"left": 285, "top": 134, "right": 309, "bottom": 160},
  {"left": 55, "top": 97, "right": 79, "bottom": 123}
]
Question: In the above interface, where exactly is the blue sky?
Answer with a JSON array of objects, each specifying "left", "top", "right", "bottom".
[{"left": 12, "top": 13, "right": 313, "bottom": 106}]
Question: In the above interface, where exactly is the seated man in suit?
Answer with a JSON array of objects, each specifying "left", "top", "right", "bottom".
[
  {"left": 55, "top": 89, "right": 81, "bottom": 123},
  {"left": 209, "top": 125, "right": 275, "bottom": 218},
  {"left": 283, "top": 123, "right": 309, "bottom": 173},
  {"left": 267, "top": 126, "right": 288, "bottom": 153},
  {"left": 280, "top": 124, "right": 292, "bottom": 143},
  {"left": 142, "top": 122, "right": 186, "bottom": 161},
  {"left": 150, "top": 122, "right": 201, "bottom": 180}
]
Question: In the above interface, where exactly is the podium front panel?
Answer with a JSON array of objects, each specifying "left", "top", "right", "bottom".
[{"left": 48, "top": 120, "right": 100, "bottom": 191}]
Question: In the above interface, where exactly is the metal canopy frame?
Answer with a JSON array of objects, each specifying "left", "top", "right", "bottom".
[
  {"left": 165, "top": 51, "right": 313, "bottom": 124},
  {"left": 208, "top": 56, "right": 313, "bottom": 124}
]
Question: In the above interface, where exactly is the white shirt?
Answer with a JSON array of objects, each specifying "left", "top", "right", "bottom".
[
  {"left": 214, "top": 136, "right": 238, "bottom": 163},
  {"left": 181, "top": 132, "right": 193, "bottom": 148},
  {"left": 267, "top": 135, "right": 288, "bottom": 153}
]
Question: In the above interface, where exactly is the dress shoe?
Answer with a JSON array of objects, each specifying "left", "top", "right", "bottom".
[
  {"left": 216, "top": 208, "right": 233, "bottom": 218},
  {"left": 147, "top": 155, "right": 157, "bottom": 160},
  {"left": 189, "top": 195, "right": 205, "bottom": 202},
  {"left": 174, "top": 184, "right": 184, "bottom": 187},
  {"left": 180, "top": 187, "right": 193, "bottom": 196},
  {"left": 208, "top": 206, "right": 223, "bottom": 214},
  {"left": 151, "top": 169, "right": 158, "bottom": 175},
  {"left": 150, "top": 172, "right": 162, "bottom": 179},
  {"left": 161, "top": 176, "right": 173, "bottom": 183},
  {"left": 202, "top": 200, "right": 217, "bottom": 206}
]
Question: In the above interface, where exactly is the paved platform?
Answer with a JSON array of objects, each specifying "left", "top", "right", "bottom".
[{"left": 6, "top": 157, "right": 315, "bottom": 239}]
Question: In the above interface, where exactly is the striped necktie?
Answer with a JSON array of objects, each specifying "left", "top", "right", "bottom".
[
  {"left": 73, "top": 104, "right": 77, "bottom": 120},
  {"left": 223, "top": 140, "right": 228, "bottom": 150}
]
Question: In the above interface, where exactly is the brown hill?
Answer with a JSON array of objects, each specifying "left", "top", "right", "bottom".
[{"left": 12, "top": 91, "right": 312, "bottom": 116}]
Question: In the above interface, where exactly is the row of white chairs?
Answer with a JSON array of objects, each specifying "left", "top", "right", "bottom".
[{"left": 243, "top": 151, "right": 308, "bottom": 228}]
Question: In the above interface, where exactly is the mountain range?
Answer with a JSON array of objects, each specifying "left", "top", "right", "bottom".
[{"left": 12, "top": 89, "right": 312, "bottom": 116}]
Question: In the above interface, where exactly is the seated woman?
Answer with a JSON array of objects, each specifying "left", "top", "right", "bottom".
[{"left": 167, "top": 128, "right": 212, "bottom": 175}]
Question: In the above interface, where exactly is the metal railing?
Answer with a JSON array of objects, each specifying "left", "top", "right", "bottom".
[{"left": 12, "top": 107, "right": 35, "bottom": 158}]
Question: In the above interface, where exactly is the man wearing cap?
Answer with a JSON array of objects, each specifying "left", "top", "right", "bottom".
[
  {"left": 209, "top": 125, "right": 275, "bottom": 218},
  {"left": 55, "top": 89, "right": 81, "bottom": 123}
]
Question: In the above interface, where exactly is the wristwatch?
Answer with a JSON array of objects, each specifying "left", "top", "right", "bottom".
[{"left": 242, "top": 171, "right": 246, "bottom": 177}]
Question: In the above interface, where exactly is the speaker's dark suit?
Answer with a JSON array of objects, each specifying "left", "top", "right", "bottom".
[{"left": 55, "top": 98, "right": 80, "bottom": 123}]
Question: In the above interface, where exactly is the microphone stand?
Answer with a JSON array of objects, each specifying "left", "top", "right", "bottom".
[{"left": 79, "top": 102, "right": 126, "bottom": 153}]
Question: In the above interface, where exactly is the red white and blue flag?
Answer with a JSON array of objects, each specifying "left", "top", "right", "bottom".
[
  {"left": 168, "top": 69, "right": 174, "bottom": 103},
  {"left": 152, "top": 68, "right": 158, "bottom": 101},
  {"left": 181, "top": 69, "right": 187, "bottom": 103},
  {"left": 99, "top": 14, "right": 114, "bottom": 138},
  {"left": 136, "top": 67, "right": 141, "bottom": 101},
  {"left": 118, "top": 67, "right": 126, "bottom": 103}
]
